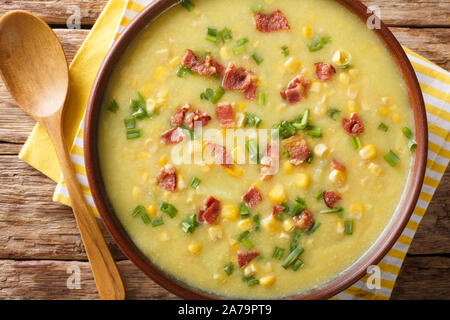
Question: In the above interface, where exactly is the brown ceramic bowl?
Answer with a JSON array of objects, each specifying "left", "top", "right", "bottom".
[{"left": 84, "top": 0, "right": 428, "bottom": 299}]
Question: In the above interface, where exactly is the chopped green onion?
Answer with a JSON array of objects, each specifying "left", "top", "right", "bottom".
[
  {"left": 327, "top": 108, "right": 341, "bottom": 120},
  {"left": 294, "top": 109, "right": 310, "bottom": 130},
  {"left": 140, "top": 213, "right": 151, "bottom": 225},
  {"left": 159, "top": 202, "right": 178, "bottom": 218},
  {"left": 246, "top": 139, "right": 260, "bottom": 164},
  {"left": 291, "top": 258, "right": 304, "bottom": 271},
  {"left": 241, "top": 237, "right": 254, "bottom": 250},
  {"left": 257, "top": 92, "right": 266, "bottom": 105},
  {"left": 306, "top": 125, "right": 322, "bottom": 138},
  {"left": 132, "top": 205, "right": 146, "bottom": 218},
  {"left": 274, "top": 120, "right": 296, "bottom": 139},
  {"left": 289, "top": 228, "right": 302, "bottom": 251},
  {"left": 206, "top": 27, "right": 218, "bottom": 43},
  {"left": 210, "top": 87, "right": 225, "bottom": 104},
  {"left": 306, "top": 221, "right": 321, "bottom": 235},
  {"left": 180, "top": 0, "right": 195, "bottom": 11},
  {"left": 314, "top": 192, "right": 323, "bottom": 201},
  {"left": 244, "top": 113, "right": 262, "bottom": 128},
  {"left": 177, "top": 65, "right": 193, "bottom": 78},
  {"left": 281, "top": 45, "right": 289, "bottom": 57},
  {"left": 237, "top": 231, "right": 250, "bottom": 242},
  {"left": 238, "top": 202, "right": 251, "bottom": 218},
  {"left": 107, "top": 100, "right": 119, "bottom": 113},
  {"left": 283, "top": 150, "right": 291, "bottom": 158},
  {"left": 272, "top": 247, "right": 285, "bottom": 260},
  {"left": 243, "top": 276, "right": 259, "bottom": 287},
  {"left": 189, "top": 177, "right": 201, "bottom": 189},
  {"left": 131, "top": 106, "right": 149, "bottom": 120},
  {"left": 408, "top": 140, "right": 417, "bottom": 152},
  {"left": 126, "top": 129, "right": 141, "bottom": 140},
  {"left": 287, "top": 197, "right": 307, "bottom": 217},
  {"left": 351, "top": 136, "right": 362, "bottom": 149},
  {"left": 152, "top": 216, "right": 164, "bottom": 227},
  {"left": 307, "top": 36, "right": 331, "bottom": 52},
  {"left": 252, "top": 53, "right": 264, "bottom": 65},
  {"left": 219, "top": 28, "right": 232, "bottom": 42},
  {"left": 320, "top": 207, "right": 344, "bottom": 214},
  {"left": 251, "top": 3, "right": 264, "bottom": 13},
  {"left": 224, "top": 263, "right": 234, "bottom": 276},
  {"left": 200, "top": 88, "right": 214, "bottom": 100},
  {"left": 124, "top": 117, "right": 136, "bottom": 130},
  {"left": 253, "top": 214, "right": 261, "bottom": 231},
  {"left": 232, "top": 45, "right": 246, "bottom": 55},
  {"left": 384, "top": 150, "right": 400, "bottom": 167},
  {"left": 345, "top": 220, "right": 354, "bottom": 235},
  {"left": 181, "top": 214, "right": 198, "bottom": 234},
  {"left": 378, "top": 123, "right": 389, "bottom": 132},
  {"left": 130, "top": 92, "right": 146, "bottom": 112},
  {"left": 281, "top": 245, "right": 304, "bottom": 269},
  {"left": 306, "top": 153, "right": 314, "bottom": 164},
  {"left": 402, "top": 127, "right": 413, "bottom": 139},
  {"left": 236, "top": 38, "right": 249, "bottom": 46}
]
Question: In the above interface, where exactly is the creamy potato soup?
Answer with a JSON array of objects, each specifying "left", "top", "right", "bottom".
[{"left": 98, "top": 0, "right": 416, "bottom": 298}]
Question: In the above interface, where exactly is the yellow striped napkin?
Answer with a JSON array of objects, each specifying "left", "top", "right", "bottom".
[{"left": 20, "top": 0, "right": 449, "bottom": 299}]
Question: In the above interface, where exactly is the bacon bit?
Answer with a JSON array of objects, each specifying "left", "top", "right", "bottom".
[
  {"left": 342, "top": 113, "right": 364, "bottom": 136},
  {"left": 272, "top": 205, "right": 285, "bottom": 217},
  {"left": 171, "top": 104, "right": 190, "bottom": 127},
  {"left": 323, "top": 191, "right": 342, "bottom": 208},
  {"left": 280, "top": 75, "right": 311, "bottom": 104},
  {"left": 282, "top": 135, "right": 311, "bottom": 166},
  {"left": 156, "top": 164, "right": 177, "bottom": 192},
  {"left": 331, "top": 159, "right": 346, "bottom": 172},
  {"left": 244, "top": 80, "right": 258, "bottom": 100},
  {"left": 160, "top": 127, "right": 185, "bottom": 144},
  {"left": 197, "top": 195, "right": 220, "bottom": 224},
  {"left": 206, "top": 55, "right": 226, "bottom": 78},
  {"left": 293, "top": 210, "right": 314, "bottom": 231},
  {"left": 205, "top": 143, "right": 233, "bottom": 168},
  {"left": 182, "top": 49, "right": 216, "bottom": 76},
  {"left": 216, "top": 104, "right": 235, "bottom": 128},
  {"left": 242, "top": 186, "right": 263, "bottom": 208},
  {"left": 315, "top": 63, "right": 336, "bottom": 81},
  {"left": 185, "top": 109, "right": 212, "bottom": 129},
  {"left": 260, "top": 144, "right": 279, "bottom": 181},
  {"left": 222, "top": 64, "right": 254, "bottom": 91},
  {"left": 237, "top": 250, "right": 260, "bottom": 268},
  {"left": 253, "top": 10, "right": 290, "bottom": 33}
]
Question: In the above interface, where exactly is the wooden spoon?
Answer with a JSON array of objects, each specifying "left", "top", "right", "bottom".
[{"left": 0, "top": 11, "right": 125, "bottom": 300}]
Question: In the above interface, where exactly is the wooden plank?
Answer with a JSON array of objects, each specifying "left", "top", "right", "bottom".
[{"left": 0, "top": 1, "right": 449, "bottom": 27}]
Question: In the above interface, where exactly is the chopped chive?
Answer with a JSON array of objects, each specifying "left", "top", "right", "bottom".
[
  {"left": 338, "top": 64, "right": 352, "bottom": 70},
  {"left": 281, "top": 45, "right": 289, "bottom": 57},
  {"left": 252, "top": 53, "right": 264, "bottom": 65},
  {"left": 402, "top": 127, "right": 413, "bottom": 139},
  {"left": 159, "top": 202, "right": 178, "bottom": 218},
  {"left": 293, "top": 108, "right": 310, "bottom": 130},
  {"left": 345, "top": 220, "right": 354, "bottom": 235},
  {"left": 189, "top": 177, "right": 201, "bottom": 189},
  {"left": 224, "top": 262, "right": 234, "bottom": 276},
  {"left": 236, "top": 38, "right": 249, "bottom": 46},
  {"left": 124, "top": 117, "right": 136, "bottom": 130},
  {"left": 384, "top": 150, "right": 400, "bottom": 167},
  {"left": 200, "top": 88, "right": 214, "bottom": 100},
  {"left": 237, "top": 231, "right": 250, "bottom": 242},
  {"left": 251, "top": 3, "right": 264, "bottom": 13},
  {"left": 290, "top": 229, "right": 302, "bottom": 251},
  {"left": 243, "top": 276, "right": 259, "bottom": 287},
  {"left": 232, "top": 45, "right": 246, "bottom": 55},
  {"left": 351, "top": 136, "right": 362, "bottom": 149},
  {"left": 246, "top": 139, "right": 260, "bottom": 164},
  {"left": 306, "top": 221, "right": 321, "bottom": 235},
  {"left": 283, "top": 150, "right": 291, "bottom": 158},
  {"left": 241, "top": 237, "right": 254, "bottom": 250},
  {"left": 180, "top": 0, "right": 195, "bottom": 11},
  {"left": 181, "top": 214, "right": 198, "bottom": 234},
  {"left": 126, "top": 128, "right": 141, "bottom": 140},
  {"left": 287, "top": 197, "right": 306, "bottom": 217},
  {"left": 176, "top": 65, "right": 193, "bottom": 78},
  {"left": 307, "top": 36, "right": 331, "bottom": 52},
  {"left": 327, "top": 108, "right": 341, "bottom": 121},
  {"left": 291, "top": 258, "right": 304, "bottom": 271},
  {"left": 272, "top": 247, "right": 285, "bottom": 260},
  {"left": 244, "top": 113, "right": 262, "bottom": 128},
  {"left": 314, "top": 192, "right": 323, "bottom": 201},
  {"left": 320, "top": 207, "right": 344, "bottom": 214},
  {"left": 378, "top": 123, "right": 389, "bottom": 132},
  {"left": 210, "top": 87, "right": 225, "bottom": 104},
  {"left": 306, "top": 125, "right": 322, "bottom": 138},
  {"left": 273, "top": 120, "right": 297, "bottom": 139},
  {"left": 219, "top": 28, "right": 232, "bottom": 42},
  {"left": 281, "top": 245, "right": 304, "bottom": 269},
  {"left": 206, "top": 27, "right": 218, "bottom": 43},
  {"left": 257, "top": 92, "right": 266, "bottom": 105},
  {"left": 132, "top": 205, "right": 146, "bottom": 218},
  {"left": 238, "top": 203, "right": 251, "bottom": 218},
  {"left": 140, "top": 213, "right": 151, "bottom": 225},
  {"left": 130, "top": 92, "right": 146, "bottom": 112},
  {"left": 408, "top": 140, "right": 417, "bottom": 152},
  {"left": 131, "top": 107, "right": 149, "bottom": 120},
  {"left": 253, "top": 214, "right": 261, "bottom": 231},
  {"left": 152, "top": 216, "right": 164, "bottom": 227},
  {"left": 306, "top": 153, "right": 314, "bottom": 164},
  {"left": 107, "top": 100, "right": 119, "bottom": 113}
]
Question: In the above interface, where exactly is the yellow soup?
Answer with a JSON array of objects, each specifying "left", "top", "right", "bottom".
[{"left": 98, "top": 0, "right": 415, "bottom": 298}]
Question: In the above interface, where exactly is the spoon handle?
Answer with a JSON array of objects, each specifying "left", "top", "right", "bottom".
[{"left": 46, "top": 114, "right": 125, "bottom": 300}]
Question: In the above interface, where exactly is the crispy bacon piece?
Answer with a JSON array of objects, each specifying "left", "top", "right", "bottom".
[
  {"left": 331, "top": 159, "right": 346, "bottom": 172},
  {"left": 205, "top": 143, "right": 233, "bottom": 168},
  {"left": 315, "top": 63, "right": 336, "bottom": 81},
  {"left": 156, "top": 164, "right": 177, "bottom": 192},
  {"left": 222, "top": 64, "right": 253, "bottom": 90},
  {"left": 244, "top": 81, "right": 258, "bottom": 100},
  {"left": 323, "top": 191, "right": 342, "bottom": 209},
  {"left": 280, "top": 75, "right": 311, "bottom": 104},
  {"left": 171, "top": 104, "right": 190, "bottom": 127},
  {"left": 272, "top": 204, "right": 285, "bottom": 217},
  {"left": 197, "top": 195, "right": 220, "bottom": 224},
  {"left": 216, "top": 104, "right": 235, "bottom": 128},
  {"left": 242, "top": 187, "right": 263, "bottom": 208},
  {"left": 160, "top": 127, "right": 184, "bottom": 144},
  {"left": 185, "top": 109, "right": 212, "bottom": 129},
  {"left": 206, "top": 55, "right": 226, "bottom": 78},
  {"left": 237, "top": 250, "right": 260, "bottom": 268},
  {"left": 182, "top": 49, "right": 216, "bottom": 76},
  {"left": 293, "top": 210, "right": 314, "bottom": 231},
  {"left": 260, "top": 144, "right": 279, "bottom": 181},
  {"left": 253, "top": 10, "right": 290, "bottom": 32},
  {"left": 282, "top": 135, "right": 311, "bottom": 166},
  {"left": 342, "top": 112, "right": 364, "bottom": 136}
]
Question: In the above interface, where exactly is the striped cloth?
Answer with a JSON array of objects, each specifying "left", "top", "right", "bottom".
[{"left": 53, "top": 0, "right": 450, "bottom": 299}]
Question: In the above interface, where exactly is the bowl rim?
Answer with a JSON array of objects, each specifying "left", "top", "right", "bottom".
[{"left": 84, "top": 0, "right": 428, "bottom": 300}]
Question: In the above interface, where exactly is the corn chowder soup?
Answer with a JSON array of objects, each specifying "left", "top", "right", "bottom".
[{"left": 98, "top": 0, "right": 417, "bottom": 298}]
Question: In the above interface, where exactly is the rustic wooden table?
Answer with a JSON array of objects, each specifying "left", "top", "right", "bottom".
[{"left": 0, "top": 0, "right": 448, "bottom": 300}]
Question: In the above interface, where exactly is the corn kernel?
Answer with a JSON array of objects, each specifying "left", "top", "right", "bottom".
[
  {"left": 283, "top": 219, "right": 295, "bottom": 233},
  {"left": 329, "top": 169, "right": 346, "bottom": 186},
  {"left": 146, "top": 204, "right": 157, "bottom": 218},
  {"left": 349, "top": 202, "right": 365, "bottom": 219},
  {"left": 295, "top": 173, "right": 310, "bottom": 189},
  {"left": 359, "top": 144, "right": 377, "bottom": 160},
  {"left": 284, "top": 57, "right": 301, "bottom": 73},
  {"left": 208, "top": 225, "right": 223, "bottom": 241},
  {"left": 310, "top": 81, "right": 322, "bottom": 93},
  {"left": 368, "top": 162, "right": 383, "bottom": 176},
  {"left": 169, "top": 56, "right": 181, "bottom": 68},
  {"left": 177, "top": 175, "right": 187, "bottom": 190},
  {"left": 314, "top": 102, "right": 327, "bottom": 117},
  {"left": 157, "top": 89, "right": 169, "bottom": 99},
  {"left": 392, "top": 113, "right": 402, "bottom": 123},
  {"left": 188, "top": 242, "right": 201, "bottom": 255},
  {"left": 229, "top": 242, "right": 239, "bottom": 253},
  {"left": 243, "top": 262, "right": 257, "bottom": 277},
  {"left": 347, "top": 85, "right": 359, "bottom": 99},
  {"left": 268, "top": 183, "right": 286, "bottom": 203},
  {"left": 238, "top": 218, "right": 253, "bottom": 232},
  {"left": 141, "top": 82, "right": 153, "bottom": 97},
  {"left": 235, "top": 113, "right": 246, "bottom": 128},
  {"left": 153, "top": 66, "right": 169, "bottom": 82},
  {"left": 302, "top": 25, "right": 312, "bottom": 39},
  {"left": 158, "top": 231, "right": 170, "bottom": 242},
  {"left": 219, "top": 46, "right": 231, "bottom": 60},
  {"left": 261, "top": 215, "right": 281, "bottom": 234},
  {"left": 314, "top": 143, "right": 329, "bottom": 158},
  {"left": 132, "top": 186, "right": 141, "bottom": 200},
  {"left": 221, "top": 205, "right": 239, "bottom": 220},
  {"left": 339, "top": 72, "right": 350, "bottom": 85},
  {"left": 336, "top": 221, "right": 345, "bottom": 234},
  {"left": 347, "top": 100, "right": 358, "bottom": 113},
  {"left": 279, "top": 232, "right": 290, "bottom": 241},
  {"left": 225, "top": 165, "right": 243, "bottom": 178},
  {"left": 253, "top": 41, "right": 260, "bottom": 48},
  {"left": 259, "top": 275, "right": 276, "bottom": 287},
  {"left": 332, "top": 50, "right": 352, "bottom": 66},
  {"left": 379, "top": 106, "right": 389, "bottom": 116},
  {"left": 283, "top": 161, "right": 294, "bottom": 174},
  {"left": 237, "top": 102, "right": 246, "bottom": 110}
]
